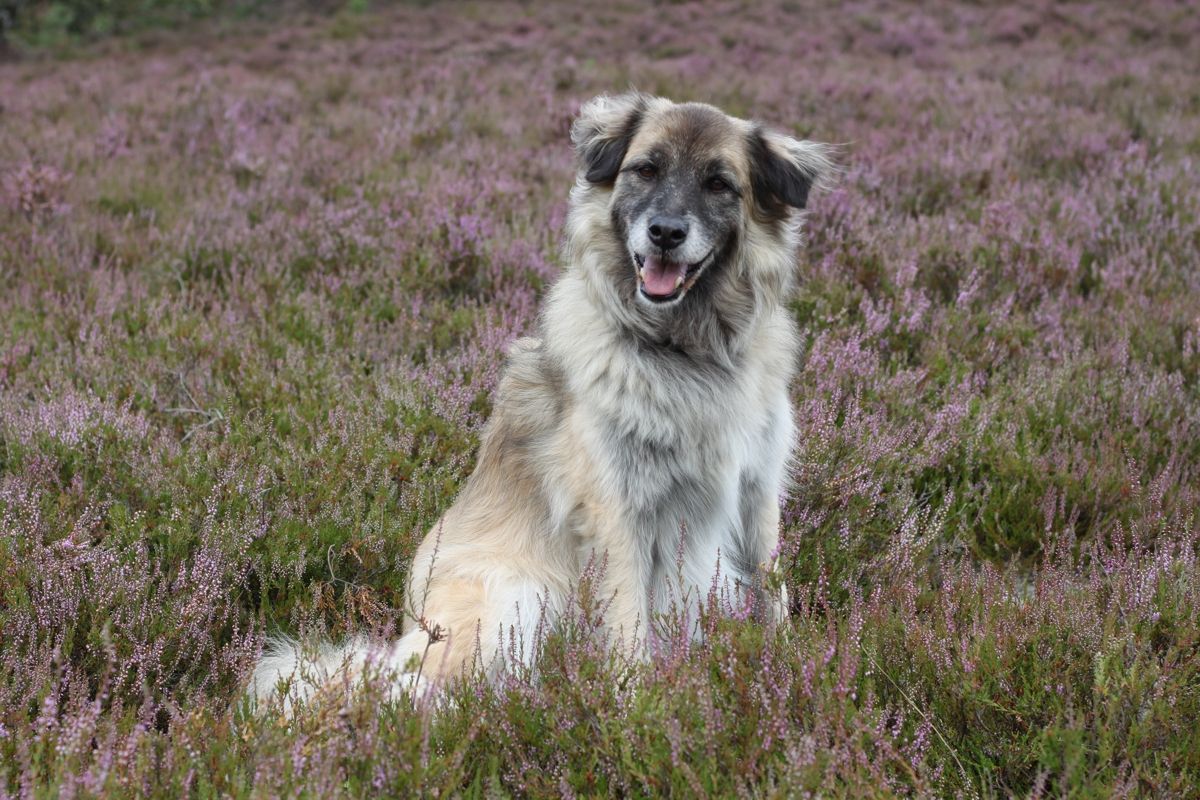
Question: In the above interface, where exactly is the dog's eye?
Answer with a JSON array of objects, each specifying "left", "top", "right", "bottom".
[
  {"left": 706, "top": 176, "right": 730, "bottom": 193},
  {"left": 636, "top": 164, "right": 657, "bottom": 180}
]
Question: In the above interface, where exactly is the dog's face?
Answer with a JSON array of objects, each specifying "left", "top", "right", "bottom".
[
  {"left": 569, "top": 93, "right": 832, "bottom": 319},
  {"left": 612, "top": 106, "right": 746, "bottom": 307}
]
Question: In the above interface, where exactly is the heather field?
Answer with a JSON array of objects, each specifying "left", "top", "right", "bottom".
[{"left": 2, "top": 1, "right": 1199, "bottom": 796}]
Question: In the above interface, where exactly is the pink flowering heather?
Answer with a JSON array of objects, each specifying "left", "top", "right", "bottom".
[{"left": 2, "top": 1, "right": 1198, "bottom": 796}]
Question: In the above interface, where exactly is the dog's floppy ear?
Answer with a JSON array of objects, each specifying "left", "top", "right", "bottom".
[
  {"left": 749, "top": 128, "right": 836, "bottom": 219},
  {"left": 571, "top": 92, "right": 648, "bottom": 185}
]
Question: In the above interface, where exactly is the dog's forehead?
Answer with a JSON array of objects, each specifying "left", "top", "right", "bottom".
[{"left": 629, "top": 103, "right": 750, "bottom": 168}]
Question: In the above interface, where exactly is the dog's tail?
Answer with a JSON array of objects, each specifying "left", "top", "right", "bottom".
[
  {"left": 249, "top": 631, "right": 433, "bottom": 714},
  {"left": 249, "top": 634, "right": 368, "bottom": 712}
]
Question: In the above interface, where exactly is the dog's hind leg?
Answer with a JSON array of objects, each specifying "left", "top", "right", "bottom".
[{"left": 389, "top": 571, "right": 562, "bottom": 687}]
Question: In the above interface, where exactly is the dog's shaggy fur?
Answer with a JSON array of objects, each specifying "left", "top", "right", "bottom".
[{"left": 251, "top": 92, "right": 833, "bottom": 708}]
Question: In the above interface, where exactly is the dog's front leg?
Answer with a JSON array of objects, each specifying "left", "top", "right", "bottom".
[
  {"left": 580, "top": 510, "right": 652, "bottom": 654},
  {"left": 755, "top": 497, "right": 789, "bottom": 623},
  {"left": 734, "top": 475, "right": 788, "bottom": 623}
]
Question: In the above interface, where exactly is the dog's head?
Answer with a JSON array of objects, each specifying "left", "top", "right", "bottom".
[{"left": 566, "top": 92, "right": 833, "bottom": 344}]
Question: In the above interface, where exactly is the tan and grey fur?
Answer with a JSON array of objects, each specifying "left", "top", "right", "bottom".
[{"left": 251, "top": 92, "right": 833, "bottom": 709}]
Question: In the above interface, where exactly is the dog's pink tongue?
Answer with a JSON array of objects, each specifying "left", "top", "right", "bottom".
[{"left": 641, "top": 255, "right": 686, "bottom": 296}]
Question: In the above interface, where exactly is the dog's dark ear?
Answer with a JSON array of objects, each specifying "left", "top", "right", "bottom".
[
  {"left": 571, "top": 92, "right": 648, "bottom": 185},
  {"left": 749, "top": 128, "right": 836, "bottom": 220}
]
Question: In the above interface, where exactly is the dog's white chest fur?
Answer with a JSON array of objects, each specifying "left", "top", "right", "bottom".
[{"left": 543, "top": 273, "right": 796, "bottom": 613}]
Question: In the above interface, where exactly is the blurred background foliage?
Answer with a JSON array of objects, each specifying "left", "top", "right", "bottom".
[{"left": 0, "top": 0, "right": 365, "bottom": 51}]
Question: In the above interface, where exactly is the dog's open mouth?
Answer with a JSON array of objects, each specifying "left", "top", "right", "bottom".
[{"left": 634, "top": 252, "right": 711, "bottom": 303}]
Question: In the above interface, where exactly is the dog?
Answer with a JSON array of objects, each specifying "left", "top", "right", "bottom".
[{"left": 251, "top": 92, "right": 833, "bottom": 709}]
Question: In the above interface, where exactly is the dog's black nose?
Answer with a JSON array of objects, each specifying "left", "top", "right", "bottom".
[{"left": 648, "top": 216, "right": 688, "bottom": 250}]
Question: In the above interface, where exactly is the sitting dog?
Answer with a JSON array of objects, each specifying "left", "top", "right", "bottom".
[{"left": 252, "top": 91, "right": 832, "bottom": 707}]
